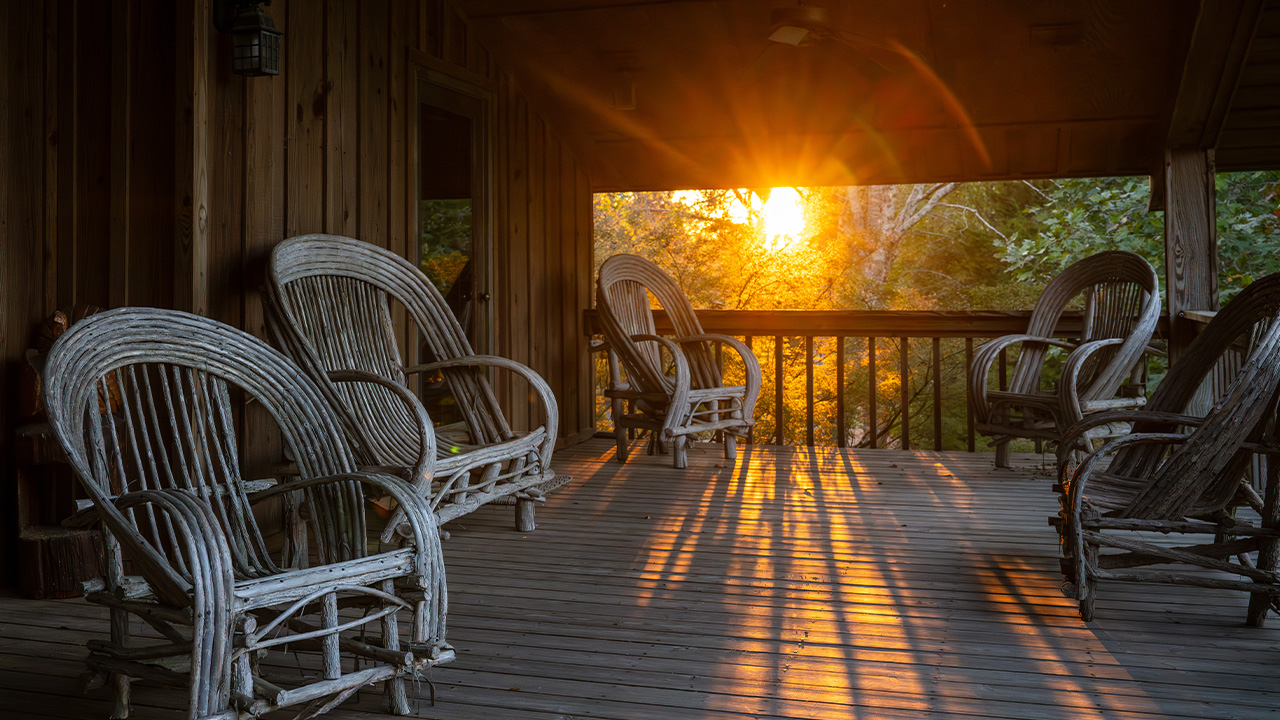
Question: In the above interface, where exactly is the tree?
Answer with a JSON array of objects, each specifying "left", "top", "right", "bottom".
[{"left": 592, "top": 172, "right": 1280, "bottom": 449}]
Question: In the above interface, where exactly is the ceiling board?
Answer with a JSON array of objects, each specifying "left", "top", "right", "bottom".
[{"left": 453, "top": 0, "right": 1243, "bottom": 189}]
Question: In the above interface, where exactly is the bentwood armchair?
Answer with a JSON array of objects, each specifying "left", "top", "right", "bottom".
[
  {"left": 42, "top": 308, "right": 451, "bottom": 720},
  {"left": 969, "top": 251, "right": 1161, "bottom": 466},
  {"left": 1054, "top": 273, "right": 1280, "bottom": 626},
  {"left": 596, "top": 253, "right": 761, "bottom": 468},
  {"left": 265, "top": 234, "right": 559, "bottom": 537}
]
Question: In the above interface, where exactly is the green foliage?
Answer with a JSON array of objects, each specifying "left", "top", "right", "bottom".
[
  {"left": 420, "top": 199, "right": 472, "bottom": 294},
  {"left": 593, "top": 172, "right": 1280, "bottom": 450},
  {"left": 1001, "top": 173, "right": 1280, "bottom": 303}
]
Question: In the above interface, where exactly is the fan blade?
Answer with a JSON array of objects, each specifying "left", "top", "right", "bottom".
[{"left": 741, "top": 42, "right": 781, "bottom": 84}]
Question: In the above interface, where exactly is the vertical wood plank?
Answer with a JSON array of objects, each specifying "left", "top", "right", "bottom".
[
  {"left": 529, "top": 116, "right": 548, "bottom": 413},
  {"left": 286, "top": 0, "right": 325, "bottom": 237},
  {"left": 108, "top": 0, "right": 134, "bottom": 310},
  {"left": 507, "top": 91, "right": 531, "bottom": 427},
  {"left": 577, "top": 164, "right": 594, "bottom": 440},
  {"left": 325, "top": 0, "right": 358, "bottom": 236},
  {"left": 559, "top": 142, "right": 578, "bottom": 438},
  {"left": 423, "top": 0, "right": 443, "bottom": 58},
  {"left": 388, "top": 0, "right": 408, "bottom": 262},
  {"left": 532, "top": 121, "right": 558, "bottom": 427},
  {"left": 41, "top": 0, "right": 58, "bottom": 315},
  {"left": 209, "top": 24, "right": 245, "bottom": 328},
  {"left": 70, "top": 0, "right": 112, "bottom": 309},
  {"left": 493, "top": 72, "right": 512, "bottom": 406},
  {"left": 242, "top": 0, "right": 288, "bottom": 474},
  {"left": 55, "top": 0, "right": 76, "bottom": 309},
  {"left": 2, "top": 0, "right": 54, "bottom": 585},
  {"left": 358, "top": 0, "right": 390, "bottom": 249},
  {"left": 174, "top": 0, "right": 211, "bottom": 315},
  {"left": 442, "top": 3, "right": 468, "bottom": 68},
  {"left": 128, "top": 2, "right": 178, "bottom": 310}
]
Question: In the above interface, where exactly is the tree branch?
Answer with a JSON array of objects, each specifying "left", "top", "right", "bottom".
[{"left": 939, "top": 202, "right": 1011, "bottom": 243}]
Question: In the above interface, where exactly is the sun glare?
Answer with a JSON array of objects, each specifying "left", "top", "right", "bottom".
[{"left": 763, "top": 187, "right": 805, "bottom": 251}]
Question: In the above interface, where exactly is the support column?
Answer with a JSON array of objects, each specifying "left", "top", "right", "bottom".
[{"left": 1162, "top": 147, "right": 1218, "bottom": 364}]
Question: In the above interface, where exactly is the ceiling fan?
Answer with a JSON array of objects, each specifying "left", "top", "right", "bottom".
[{"left": 750, "top": 3, "right": 917, "bottom": 82}]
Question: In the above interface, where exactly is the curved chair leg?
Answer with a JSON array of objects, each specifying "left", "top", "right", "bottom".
[
  {"left": 612, "top": 399, "right": 629, "bottom": 463},
  {"left": 382, "top": 580, "right": 412, "bottom": 714},
  {"left": 1079, "top": 541, "right": 1098, "bottom": 622},
  {"left": 994, "top": 441, "right": 1011, "bottom": 468},
  {"left": 1248, "top": 463, "right": 1280, "bottom": 626},
  {"left": 1246, "top": 535, "right": 1278, "bottom": 626},
  {"left": 673, "top": 436, "right": 689, "bottom": 469},
  {"left": 515, "top": 497, "right": 537, "bottom": 532},
  {"left": 724, "top": 434, "right": 737, "bottom": 461},
  {"left": 107, "top": 607, "right": 131, "bottom": 719}
]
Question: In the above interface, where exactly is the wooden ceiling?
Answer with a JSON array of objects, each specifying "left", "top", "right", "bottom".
[{"left": 453, "top": 0, "right": 1280, "bottom": 191}]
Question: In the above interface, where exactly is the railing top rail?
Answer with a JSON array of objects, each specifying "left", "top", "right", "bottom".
[{"left": 584, "top": 309, "right": 1171, "bottom": 339}]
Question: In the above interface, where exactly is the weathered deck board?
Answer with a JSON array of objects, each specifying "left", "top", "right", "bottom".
[{"left": 1, "top": 439, "right": 1277, "bottom": 720}]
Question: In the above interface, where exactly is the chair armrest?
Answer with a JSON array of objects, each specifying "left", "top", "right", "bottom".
[
  {"left": 404, "top": 355, "right": 559, "bottom": 458},
  {"left": 1060, "top": 338, "right": 1163, "bottom": 424},
  {"left": 674, "top": 333, "right": 762, "bottom": 416},
  {"left": 327, "top": 369, "right": 437, "bottom": 488},
  {"left": 1059, "top": 338, "right": 1125, "bottom": 422},
  {"left": 969, "top": 334, "right": 1077, "bottom": 421},
  {"left": 1061, "top": 431, "right": 1191, "bottom": 508},
  {"left": 1057, "top": 409, "right": 1205, "bottom": 462},
  {"left": 622, "top": 334, "right": 693, "bottom": 439},
  {"left": 253, "top": 471, "right": 443, "bottom": 585},
  {"left": 107, "top": 487, "right": 238, "bottom": 609}
]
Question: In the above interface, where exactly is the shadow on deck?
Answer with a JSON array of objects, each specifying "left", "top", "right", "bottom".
[{"left": 2, "top": 439, "right": 1277, "bottom": 719}]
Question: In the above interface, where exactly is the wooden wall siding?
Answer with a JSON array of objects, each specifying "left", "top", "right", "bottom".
[{"left": 0, "top": 0, "right": 596, "bottom": 584}]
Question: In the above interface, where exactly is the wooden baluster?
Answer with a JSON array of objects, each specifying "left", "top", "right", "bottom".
[
  {"left": 933, "top": 337, "right": 943, "bottom": 451},
  {"left": 805, "top": 335, "right": 814, "bottom": 447},
  {"left": 774, "top": 335, "right": 784, "bottom": 445},
  {"left": 868, "top": 337, "right": 877, "bottom": 449},
  {"left": 965, "top": 338, "right": 975, "bottom": 452},
  {"left": 836, "top": 336, "right": 846, "bottom": 448},
  {"left": 900, "top": 337, "right": 910, "bottom": 450},
  {"left": 744, "top": 335, "right": 754, "bottom": 445}
]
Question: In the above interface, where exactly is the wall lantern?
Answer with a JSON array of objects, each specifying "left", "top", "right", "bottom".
[{"left": 213, "top": 0, "right": 283, "bottom": 77}]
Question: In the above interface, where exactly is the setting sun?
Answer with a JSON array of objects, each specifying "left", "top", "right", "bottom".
[{"left": 763, "top": 187, "right": 805, "bottom": 251}]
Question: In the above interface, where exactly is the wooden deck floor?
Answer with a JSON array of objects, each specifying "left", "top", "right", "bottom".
[{"left": 2, "top": 438, "right": 1278, "bottom": 720}]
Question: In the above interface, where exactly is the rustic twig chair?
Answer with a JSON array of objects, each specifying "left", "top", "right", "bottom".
[
  {"left": 968, "top": 251, "right": 1161, "bottom": 466},
  {"left": 1053, "top": 273, "right": 1280, "bottom": 626},
  {"left": 596, "top": 254, "right": 761, "bottom": 468},
  {"left": 42, "top": 308, "right": 451, "bottom": 720},
  {"left": 265, "top": 234, "right": 559, "bottom": 537}
]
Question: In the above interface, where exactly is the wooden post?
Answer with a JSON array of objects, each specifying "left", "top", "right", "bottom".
[
  {"left": 1163, "top": 148, "right": 1218, "bottom": 364},
  {"left": 174, "top": 0, "right": 211, "bottom": 316}
]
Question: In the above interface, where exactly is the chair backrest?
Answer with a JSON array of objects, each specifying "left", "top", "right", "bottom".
[
  {"left": 42, "top": 308, "right": 365, "bottom": 604},
  {"left": 596, "top": 254, "right": 721, "bottom": 395},
  {"left": 1117, "top": 273, "right": 1280, "bottom": 518},
  {"left": 266, "top": 234, "right": 513, "bottom": 468},
  {"left": 1012, "top": 250, "right": 1160, "bottom": 402}
]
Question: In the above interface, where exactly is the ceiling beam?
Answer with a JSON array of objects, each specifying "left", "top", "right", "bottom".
[{"left": 1165, "top": 0, "right": 1265, "bottom": 150}]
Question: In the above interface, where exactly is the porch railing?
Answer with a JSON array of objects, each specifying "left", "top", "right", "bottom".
[{"left": 586, "top": 309, "right": 1170, "bottom": 452}]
